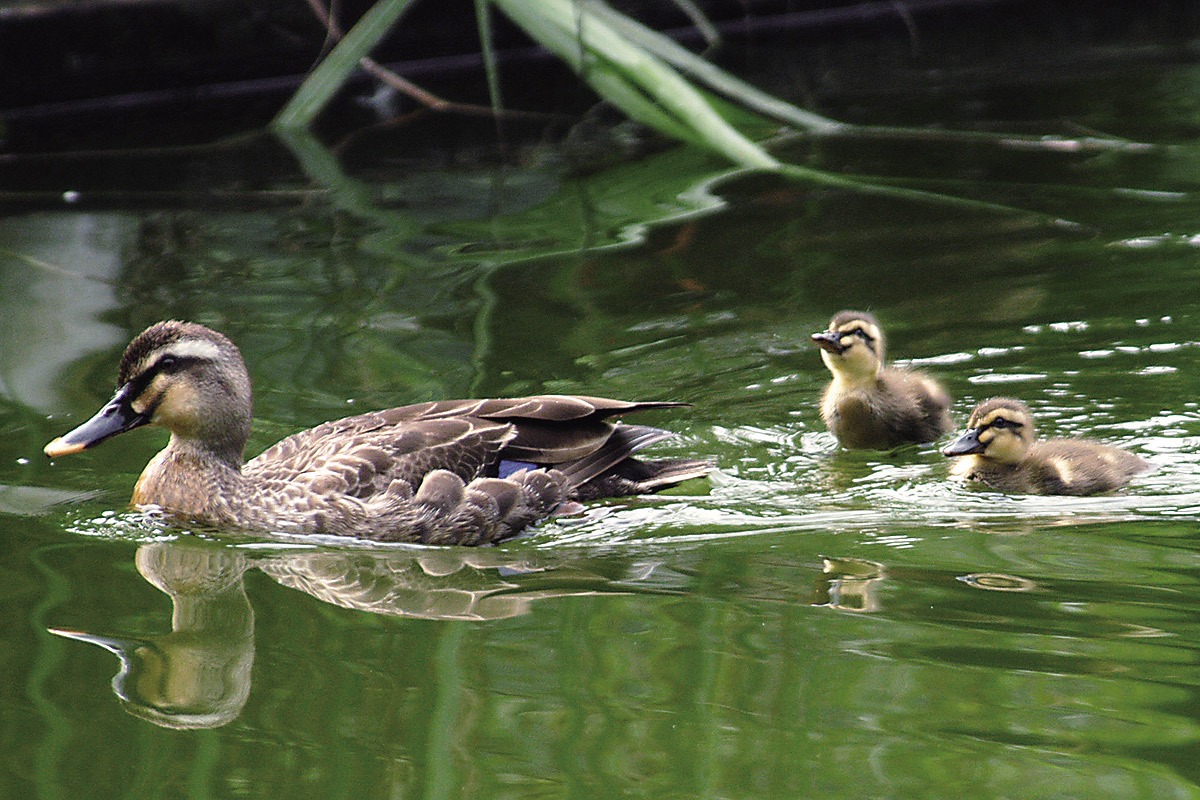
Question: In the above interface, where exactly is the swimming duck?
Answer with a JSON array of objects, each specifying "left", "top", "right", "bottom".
[
  {"left": 43, "top": 321, "right": 709, "bottom": 544},
  {"left": 811, "top": 311, "right": 953, "bottom": 449},
  {"left": 942, "top": 397, "right": 1147, "bottom": 495}
]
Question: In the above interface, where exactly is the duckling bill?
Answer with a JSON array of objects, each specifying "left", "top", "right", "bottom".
[
  {"left": 812, "top": 311, "right": 952, "bottom": 449},
  {"left": 943, "top": 397, "right": 1147, "bottom": 496},
  {"left": 45, "top": 321, "right": 709, "bottom": 544}
]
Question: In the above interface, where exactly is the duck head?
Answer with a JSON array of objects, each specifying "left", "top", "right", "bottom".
[
  {"left": 942, "top": 397, "right": 1035, "bottom": 463},
  {"left": 45, "top": 321, "right": 253, "bottom": 466},
  {"left": 811, "top": 310, "right": 885, "bottom": 383}
]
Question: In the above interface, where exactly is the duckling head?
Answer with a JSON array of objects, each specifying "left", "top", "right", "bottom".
[
  {"left": 45, "top": 321, "right": 253, "bottom": 465},
  {"left": 942, "top": 397, "right": 1035, "bottom": 464},
  {"left": 811, "top": 311, "right": 885, "bottom": 383}
]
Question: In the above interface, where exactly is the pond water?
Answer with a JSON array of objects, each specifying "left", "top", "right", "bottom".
[{"left": 4, "top": 51, "right": 1200, "bottom": 799}]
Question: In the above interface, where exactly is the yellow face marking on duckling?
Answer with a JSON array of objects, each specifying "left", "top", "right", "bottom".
[
  {"left": 948, "top": 455, "right": 981, "bottom": 479},
  {"left": 820, "top": 321, "right": 884, "bottom": 384},
  {"left": 973, "top": 410, "right": 1029, "bottom": 464},
  {"left": 975, "top": 409, "right": 1008, "bottom": 428},
  {"left": 835, "top": 321, "right": 883, "bottom": 345}
]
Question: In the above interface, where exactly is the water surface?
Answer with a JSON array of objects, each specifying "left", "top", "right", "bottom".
[{"left": 3, "top": 56, "right": 1200, "bottom": 799}]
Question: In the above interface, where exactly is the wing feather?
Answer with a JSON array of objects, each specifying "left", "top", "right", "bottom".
[{"left": 242, "top": 395, "right": 699, "bottom": 514}]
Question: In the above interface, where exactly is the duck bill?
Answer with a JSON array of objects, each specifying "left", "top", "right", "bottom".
[
  {"left": 44, "top": 383, "right": 150, "bottom": 457},
  {"left": 49, "top": 627, "right": 148, "bottom": 657},
  {"left": 811, "top": 330, "right": 846, "bottom": 355},
  {"left": 942, "top": 428, "right": 985, "bottom": 457}
]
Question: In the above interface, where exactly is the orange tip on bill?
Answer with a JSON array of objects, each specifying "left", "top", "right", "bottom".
[{"left": 44, "top": 437, "right": 87, "bottom": 458}]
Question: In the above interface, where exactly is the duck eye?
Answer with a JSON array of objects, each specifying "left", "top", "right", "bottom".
[{"left": 157, "top": 355, "right": 179, "bottom": 372}]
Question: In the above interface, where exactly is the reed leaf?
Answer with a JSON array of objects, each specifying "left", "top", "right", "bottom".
[
  {"left": 273, "top": 0, "right": 1074, "bottom": 222},
  {"left": 583, "top": 1, "right": 843, "bottom": 134},
  {"left": 492, "top": 0, "right": 780, "bottom": 170},
  {"left": 474, "top": 0, "right": 504, "bottom": 114},
  {"left": 274, "top": 0, "right": 419, "bottom": 129}
]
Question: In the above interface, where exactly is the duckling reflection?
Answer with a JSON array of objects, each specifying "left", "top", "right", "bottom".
[
  {"left": 811, "top": 311, "right": 953, "bottom": 449},
  {"left": 51, "top": 539, "right": 676, "bottom": 728},
  {"left": 957, "top": 572, "right": 1039, "bottom": 592},
  {"left": 812, "top": 557, "right": 886, "bottom": 612},
  {"left": 943, "top": 398, "right": 1148, "bottom": 495}
]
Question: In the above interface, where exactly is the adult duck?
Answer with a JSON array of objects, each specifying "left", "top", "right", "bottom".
[{"left": 44, "top": 321, "right": 708, "bottom": 544}]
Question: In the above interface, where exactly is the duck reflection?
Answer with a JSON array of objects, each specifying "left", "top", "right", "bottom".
[
  {"left": 50, "top": 538, "right": 673, "bottom": 729},
  {"left": 258, "top": 546, "right": 657, "bottom": 621},
  {"left": 51, "top": 543, "right": 254, "bottom": 730}
]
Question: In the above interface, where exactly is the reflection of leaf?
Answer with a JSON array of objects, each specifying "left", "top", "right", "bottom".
[
  {"left": 275, "top": 126, "right": 426, "bottom": 264},
  {"left": 436, "top": 145, "right": 732, "bottom": 267}
]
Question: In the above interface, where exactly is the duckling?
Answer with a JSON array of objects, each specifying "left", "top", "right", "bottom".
[
  {"left": 942, "top": 397, "right": 1147, "bottom": 495},
  {"left": 811, "top": 311, "right": 953, "bottom": 449},
  {"left": 44, "top": 321, "right": 709, "bottom": 544}
]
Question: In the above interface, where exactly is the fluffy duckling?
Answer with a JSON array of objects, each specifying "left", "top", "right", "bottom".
[
  {"left": 811, "top": 311, "right": 953, "bottom": 449},
  {"left": 942, "top": 397, "right": 1148, "bottom": 495},
  {"left": 44, "top": 321, "right": 709, "bottom": 544}
]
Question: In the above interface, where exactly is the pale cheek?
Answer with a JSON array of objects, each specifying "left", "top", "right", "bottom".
[
  {"left": 153, "top": 389, "right": 201, "bottom": 435},
  {"left": 133, "top": 374, "right": 170, "bottom": 416},
  {"left": 844, "top": 346, "right": 877, "bottom": 374},
  {"left": 132, "top": 389, "right": 162, "bottom": 417},
  {"left": 820, "top": 349, "right": 841, "bottom": 374},
  {"left": 987, "top": 434, "right": 1025, "bottom": 464}
]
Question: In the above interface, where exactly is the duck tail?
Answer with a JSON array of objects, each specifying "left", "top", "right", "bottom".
[{"left": 559, "top": 424, "right": 710, "bottom": 500}]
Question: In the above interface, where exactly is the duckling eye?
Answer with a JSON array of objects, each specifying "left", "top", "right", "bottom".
[
  {"left": 991, "top": 418, "right": 1015, "bottom": 430},
  {"left": 848, "top": 328, "right": 873, "bottom": 343}
]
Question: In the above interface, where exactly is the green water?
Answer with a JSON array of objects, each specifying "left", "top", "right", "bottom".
[{"left": 4, "top": 61, "right": 1200, "bottom": 798}]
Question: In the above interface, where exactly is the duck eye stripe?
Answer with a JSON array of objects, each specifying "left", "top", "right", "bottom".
[
  {"left": 121, "top": 369, "right": 156, "bottom": 403},
  {"left": 155, "top": 354, "right": 202, "bottom": 373},
  {"left": 121, "top": 355, "right": 200, "bottom": 394}
]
